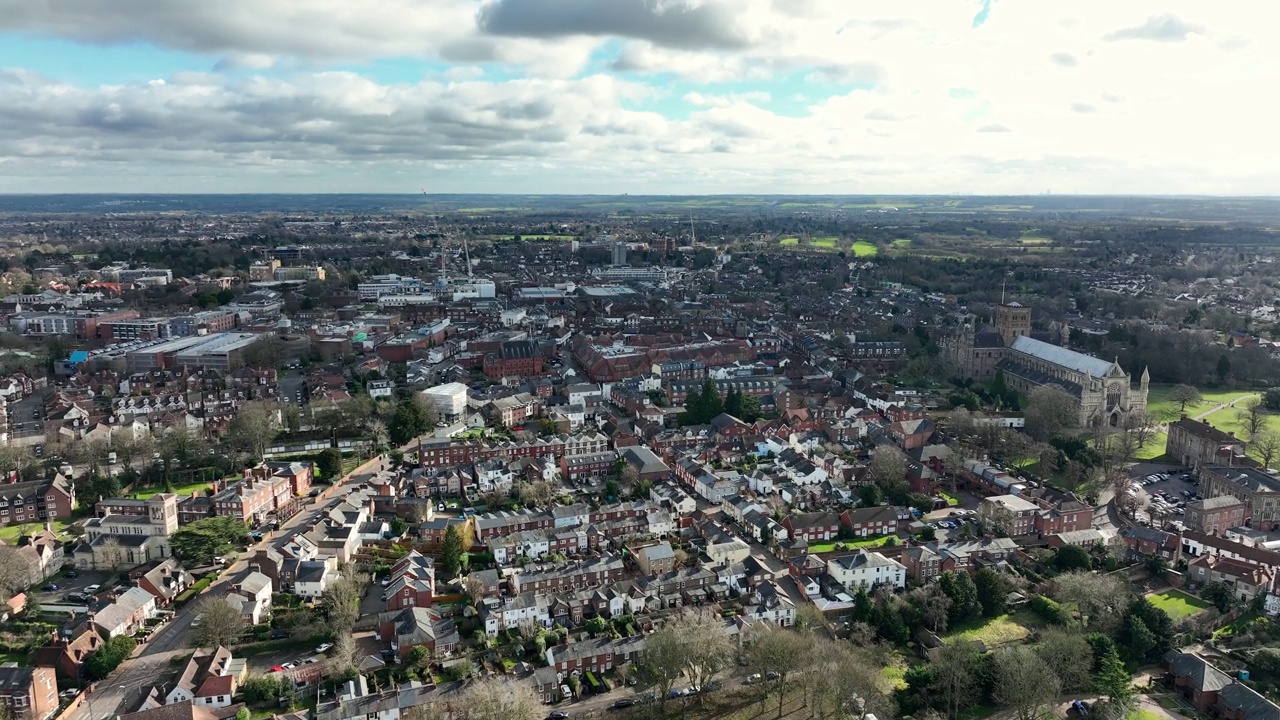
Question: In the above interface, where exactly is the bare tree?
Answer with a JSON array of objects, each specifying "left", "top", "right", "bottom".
[
  {"left": 1168, "top": 384, "right": 1202, "bottom": 413},
  {"left": 226, "top": 401, "right": 282, "bottom": 462},
  {"left": 1238, "top": 398, "right": 1269, "bottom": 441},
  {"left": 99, "top": 537, "right": 128, "bottom": 573},
  {"left": 1252, "top": 430, "right": 1280, "bottom": 470},
  {"left": 931, "top": 641, "right": 982, "bottom": 720},
  {"left": 991, "top": 645, "right": 1062, "bottom": 720},
  {"left": 1123, "top": 410, "right": 1155, "bottom": 452},
  {"left": 1036, "top": 629, "right": 1093, "bottom": 693},
  {"left": 640, "top": 622, "right": 689, "bottom": 710},
  {"left": 1051, "top": 571, "right": 1129, "bottom": 634},
  {"left": 452, "top": 677, "right": 540, "bottom": 720},
  {"left": 805, "top": 639, "right": 894, "bottom": 720},
  {"left": 0, "top": 546, "right": 31, "bottom": 600},
  {"left": 745, "top": 624, "right": 811, "bottom": 717},
  {"left": 401, "top": 703, "right": 449, "bottom": 720},
  {"left": 676, "top": 607, "right": 733, "bottom": 699},
  {"left": 1025, "top": 387, "right": 1079, "bottom": 441},
  {"left": 909, "top": 584, "right": 952, "bottom": 633},
  {"left": 868, "top": 446, "right": 908, "bottom": 486},
  {"left": 413, "top": 394, "right": 441, "bottom": 428},
  {"left": 329, "top": 631, "right": 361, "bottom": 675},
  {"left": 320, "top": 576, "right": 363, "bottom": 632},
  {"left": 460, "top": 574, "right": 485, "bottom": 601},
  {"left": 191, "top": 596, "right": 246, "bottom": 649}
]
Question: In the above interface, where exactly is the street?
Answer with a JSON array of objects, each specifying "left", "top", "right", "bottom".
[{"left": 66, "top": 453, "right": 387, "bottom": 720}]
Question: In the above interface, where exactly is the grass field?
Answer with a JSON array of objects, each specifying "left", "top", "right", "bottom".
[
  {"left": 1019, "top": 235, "right": 1052, "bottom": 245},
  {"left": 891, "top": 238, "right": 912, "bottom": 248},
  {"left": 1129, "top": 710, "right": 1163, "bottom": 720},
  {"left": 1134, "top": 431, "right": 1169, "bottom": 461},
  {"left": 134, "top": 480, "right": 214, "bottom": 500},
  {"left": 779, "top": 237, "right": 799, "bottom": 246},
  {"left": 1200, "top": 399, "right": 1276, "bottom": 440},
  {"left": 1147, "top": 589, "right": 1210, "bottom": 620},
  {"left": 1145, "top": 385, "right": 1259, "bottom": 423},
  {"left": 811, "top": 236, "right": 838, "bottom": 248},
  {"left": 806, "top": 536, "right": 894, "bottom": 554},
  {"left": 514, "top": 234, "right": 575, "bottom": 240},
  {"left": 0, "top": 519, "right": 73, "bottom": 544},
  {"left": 945, "top": 611, "right": 1041, "bottom": 647},
  {"left": 852, "top": 240, "right": 878, "bottom": 257}
]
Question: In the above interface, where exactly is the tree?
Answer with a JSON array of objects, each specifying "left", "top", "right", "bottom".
[
  {"left": 191, "top": 596, "right": 246, "bottom": 650},
  {"left": 1217, "top": 354, "right": 1231, "bottom": 384},
  {"left": 1052, "top": 571, "right": 1129, "bottom": 633},
  {"left": 909, "top": 584, "right": 952, "bottom": 633},
  {"left": 412, "top": 394, "right": 440, "bottom": 428},
  {"left": 315, "top": 448, "right": 343, "bottom": 479},
  {"left": 0, "top": 546, "right": 31, "bottom": 601},
  {"left": 938, "top": 571, "right": 981, "bottom": 624},
  {"left": 1054, "top": 545, "right": 1093, "bottom": 572},
  {"left": 1200, "top": 582, "right": 1235, "bottom": 613},
  {"left": 389, "top": 517, "right": 409, "bottom": 537},
  {"left": 226, "top": 401, "right": 281, "bottom": 462},
  {"left": 440, "top": 524, "right": 467, "bottom": 579},
  {"left": 1251, "top": 430, "right": 1280, "bottom": 470},
  {"left": 745, "top": 625, "right": 810, "bottom": 717},
  {"left": 1036, "top": 629, "right": 1093, "bottom": 693},
  {"left": 320, "top": 576, "right": 364, "bottom": 633},
  {"left": 971, "top": 567, "right": 1009, "bottom": 617},
  {"left": 991, "top": 645, "right": 1062, "bottom": 720},
  {"left": 869, "top": 445, "right": 908, "bottom": 484},
  {"left": 84, "top": 636, "right": 137, "bottom": 679},
  {"left": 930, "top": 642, "right": 981, "bottom": 720},
  {"left": 330, "top": 631, "right": 361, "bottom": 675},
  {"left": 1168, "top": 384, "right": 1203, "bottom": 413},
  {"left": 390, "top": 400, "right": 429, "bottom": 445},
  {"left": 99, "top": 537, "right": 127, "bottom": 572},
  {"left": 170, "top": 517, "right": 247, "bottom": 566},
  {"left": 1237, "top": 398, "right": 1269, "bottom": 441},
  {"left": 452, "top": 679, "right": 541, "bottom": 720},
  {"left": 640, "top": 623, "right": 689, "bottom": 710},
  {"left": 675, "top": 608, "right": 733, "bottom": 699},
  {"left": 1025, "top": 386, "right": 1079, "bottom": 441}
]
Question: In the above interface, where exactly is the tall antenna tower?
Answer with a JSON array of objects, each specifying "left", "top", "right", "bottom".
[
  {"left": 689, "top": 213, "right": 696, "bottom": 245},
  {"left": 422, "top": 190, "right": 472, "bottom": 281}
]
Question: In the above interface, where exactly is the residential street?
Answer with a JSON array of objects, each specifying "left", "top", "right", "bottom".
[{"left": 68, "top": 454, "right": 386, "bottom": 720}]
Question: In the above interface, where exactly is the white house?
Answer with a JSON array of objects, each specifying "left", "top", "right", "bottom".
[
  {"left": 166, "top": 646, "right": 239, "bottom": 708},
  {"left": 92, "top": 586, "right": 157, "bottom": 638},
  {"left": 229, "top": 571, "right": 274, "bottom": 626},
  {"left": 491, "top": 530, "right": 552, "bottom": 566},
  {"left": 827, "top": 551, "right": 906, "bottom": 591},
  {"left": 645, "top": 510, "right": 675, "bottom": 537},
  {"left": 483, "top": 594, "right": 550, "bottom": 636},
  {"left": 294, "top": 558, "right": 337, "bottom": 598}
]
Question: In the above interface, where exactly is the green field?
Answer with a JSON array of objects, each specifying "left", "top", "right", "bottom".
[
  {"left": 852, "top": 241, "right": 878, "bottom": 257},
  {"left": 133, "top": 480, "right": 215, "bottom": 500},
  {"left": 806, "top": 536, "right": 894, "bottom": 554},
  {"left": 811, "top": 236, "right": 838, "bottom": 248},
  {"left": 1135, "top": 431, "right": 1169, "bottom": 461},
  {"left": 1020, "top": 236, "right": 1052, "bottom": 245},
  {"left": 1145, "top": 385, "right": 1259, "bottom": 423},
  {"left": 1200, "top": 400, "right": 1276, "bottom": 440},
  {"left": 1129, "top": 710, "right": 1163, "bottom": 720},
  {"left": 891, "top": 238, "right": 912, "bottom": 248},
  {"left": 513, "top": 234, "right": 575, "bottom": 240},
  {"left": 945, "top": 611, "right": 1041, "bottom": 647},
  {"left": 779, "top": 237, "right": 799, "bottom": 246},
  {"left": 0, "top": 519, "right": 74, "bottom": 544},
  {"left": 1146, "top": 589, "right": 1210, "bottom": 620}
]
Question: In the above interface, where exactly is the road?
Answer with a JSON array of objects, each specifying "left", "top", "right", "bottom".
[{"left": 69, "top": 453, "right": 388, "bottom": 720}]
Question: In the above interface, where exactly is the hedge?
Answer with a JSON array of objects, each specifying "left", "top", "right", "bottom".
[
  {"left": 175, "top": 576, "right": 214, "bottom": 604},
  {"left": 1029, "top": 595, "right": 1072, "bottom": 626}
]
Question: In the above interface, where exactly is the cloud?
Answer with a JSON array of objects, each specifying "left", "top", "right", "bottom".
[
  {"left": 864, "top": 109, "right": 902, "bottom": 122},
  {"left": 1071, "top": 102, "right": 1097, "bottom": 113},
  {"left": 976, "top": 123, "right": 1011, "bottom": 133},
  {"left": 804, "top": 63, "right": 885, "bottom": 85},
  {"left": 1049, "top": 52, "right": 1078, "bottom": 67},
  {"left": 477, "top": 0, "right": 755, "bottom": 49},
  {"left": 1104, "top": 13, "right": 1206, "bottom": 42}
]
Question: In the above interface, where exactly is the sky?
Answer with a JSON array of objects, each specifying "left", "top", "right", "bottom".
[{"left": 0, "top": 0, "right": 1275, "bottom": 195}]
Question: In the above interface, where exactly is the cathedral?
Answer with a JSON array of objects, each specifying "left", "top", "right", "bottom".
[{"left": 946, "top": 302, "right": 1149, "bottom": 428}]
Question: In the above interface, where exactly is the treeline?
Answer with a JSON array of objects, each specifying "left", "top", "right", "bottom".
[{"left": 1073, "top": 325, "right": 1279, "bottom": 387}]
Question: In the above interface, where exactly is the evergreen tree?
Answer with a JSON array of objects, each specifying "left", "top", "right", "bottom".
[
  {"left": 939, "top": 571, "right": 982, "bottom": 623},
  {"left": 851, "top": 585, "right": 874, "bottom": 624},
  {"left": 702, "top": 379, "right": 723, "bottom": 419},
  {"left": 724, "top": 386, "right": 743, "bottom": 418},
  {"left": 680, "top": 387, "right": 703, "bottom": 426},
  {"left": 389, "top": 400, "right": 428, "bottom": 445},
  {"left": 440, "top": 524, "right": 467, "bottom": 579}
]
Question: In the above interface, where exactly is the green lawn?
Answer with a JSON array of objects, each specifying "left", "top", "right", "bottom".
[
  {"left": 1146, "top": 589, "right": 1210, "bottom": 620},
  {"left": 811, "top": 236, "right": 838, "bottom": 248},
  {"left": 1019, "top": 236, "right": 1052, "bottom": 245},
  {"left": 514, "top": 234, "right": 575, "bottom": 240},
  {"left": 133, "top": 480, "right": 214, "bottom": 500},
  {"left": 851, "top": 240, "right": 878, "bottom": 257},
  {"left": 805, "top": 536, "right": 894, "bottom": 554},
  {"left": 1129, "top": 710, "right": 1163, "bottom": 720},
  {"left": 1145, "top": 385, "right": 1259, "bottom": 423},
  {"left": 891, "top": 238, "right": 912, "bottom": 248},
  {"left": 1200, "top": 399, "right": 1276, "bottom": 439},
  {"left": 1135, "top": 431, "right": 1169, "bottom": 461},
  {"left": 0, "top": 519, "right": 74, "bottom": 544},
  {"left": 945, "top": 611, "right": 1040, "bottom": 647},
  {"left": 779, "top": 237, "right": 799, "bottom": 246}
]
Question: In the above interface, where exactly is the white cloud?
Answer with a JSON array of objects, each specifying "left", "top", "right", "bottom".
[{"left": 1, "top": 0, "right": 1279, "bottom": 192}]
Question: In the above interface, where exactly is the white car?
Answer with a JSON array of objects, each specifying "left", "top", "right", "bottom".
[
  {"left": 315, "top": 643, "right": 334, "bottom": 654},
  {"left": 84, "top": 584, "right": 101, "bottom": 594}
]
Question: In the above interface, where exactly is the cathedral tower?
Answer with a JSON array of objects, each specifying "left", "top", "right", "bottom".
[{"left": 996, "top": 302, "right": 1031, "bottom": 347}]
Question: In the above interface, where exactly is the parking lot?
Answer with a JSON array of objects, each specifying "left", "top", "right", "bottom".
[
  {"left": 8, "top": 394, "right": 46, "bottom": 443},
  {"left": 1127, "top": 464, "right": 1200, "bottom": 522},
  {"left": 35, "top": 568, "right": 114, "bottom": 606}
]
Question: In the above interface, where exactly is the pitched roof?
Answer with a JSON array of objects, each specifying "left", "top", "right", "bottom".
[
  {"left": 1009, "top": 335, "right": 1116, "bottom": 378},
  {"left": 119, "top": 700, "right": 246, "bottom": 720}
]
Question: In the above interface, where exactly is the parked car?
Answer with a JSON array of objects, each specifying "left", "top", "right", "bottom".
[
  {"left": 547, "top": 712, "right": 570, "bottom": 720},
  {"left": 63, "top": 570, "right": 78, "bottom": 579},
  {"left": 609, "top": 699, "right": 635, "bottom": 710},
  {"left": 84, "top": 584, "right": 101, "bottom": 593},
  {"left": 745, "top": 674, "right": 763, "bottom": 685},
  {"left": 41, "top": 584, "right": 57, "bottom": 592},
  {"left": 316, "top": 643, "right": 334, "bottom": 654}
]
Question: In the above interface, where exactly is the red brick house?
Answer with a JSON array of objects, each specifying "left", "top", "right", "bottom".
[
  {"left": 545, "top": 636, "right": 645, "bottom": 675},
  {"left": 1186, "top": 496, "right": 1248, "bottom": 536},
  {"left": 839, "top": 506, "right": 899, "bottom": 538},
  {"left": 887, "top": 418, "right": 936, "bottom": 451},
  {"left": 1164, "top": 651, "right": 1280, "bottom": 720},
  {"left": 0, "top": 665, "right": 57, "bottom": 720},
  {"left": 782, "top": 512, "right": 842, "bottom": 543},
  {"left": 33, "top": 620, "right": 102, "bottom": 681},
  {"left": 1121, "top": 526, "right": 1181, "bottom": 561},
  {"left": 377, "top": 607, "right": 460, "bottom": 663},
  {"left": 483, "top": 340, "right": 543, "bottom": 378}
]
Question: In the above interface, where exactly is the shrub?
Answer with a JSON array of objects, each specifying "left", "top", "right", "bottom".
[
  {"left": 84, "top": 636, "right": 137, "bottom": 679},
  {"left": 1029, "top": 595, "right": 1072, "bottom": 626}
]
